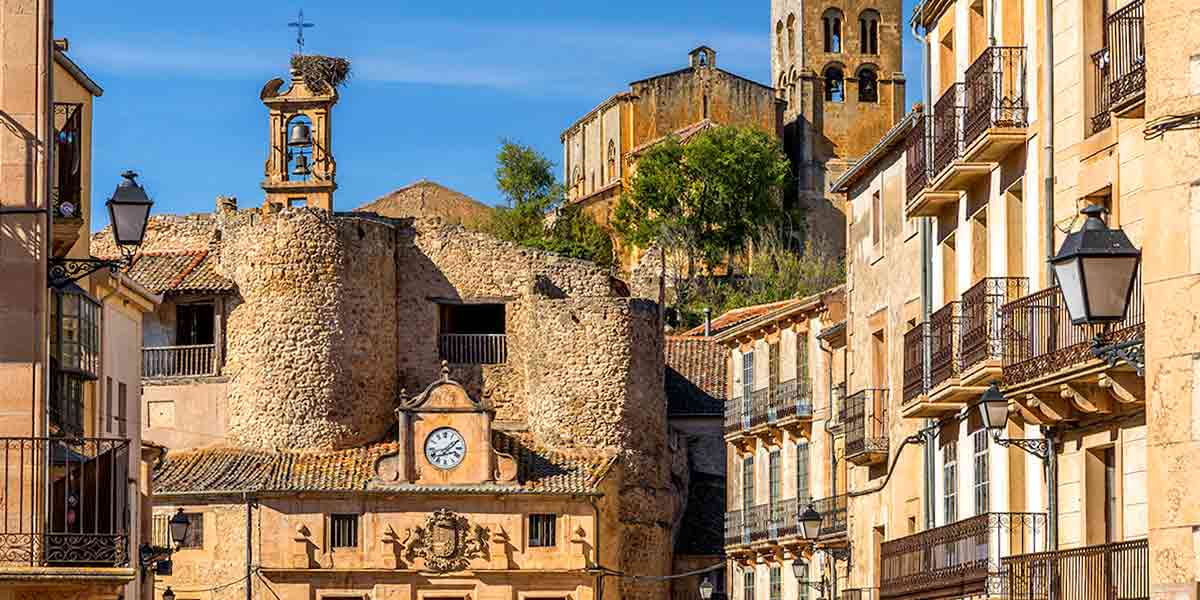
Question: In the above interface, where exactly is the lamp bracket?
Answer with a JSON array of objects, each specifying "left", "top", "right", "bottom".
[
  {"left": 992, "top": 433, "right": 1050, "bottom": 461},
  {"left": 1092, "top": 336, "right": 1144, "bottom": 377},
  {"left": 49, "top": 252, "right": 134, "bottom": 289},
  {"left": 137, "top": 542, "right": 173, "bottom": 571}
]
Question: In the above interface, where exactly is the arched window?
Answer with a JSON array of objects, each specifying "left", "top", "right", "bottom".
[
  {"left": 822, "top": 9, "right": 844, "bottom": 53},
  {"left": 787, "top": 14, "right": 797, "bottom": 55},
  {"left": 858, "top": 67, "right": 879, "bottom": 102},
  {"left": 789, "top": 69, "right": 799, "bottom": 104},
  {"left": 573, "top": 165, "right": 582, "bottom": 186},
  {"left": 824, "top": 66, "right": 845, "bottom": 102},
  {"left": 859, "top": 10, "right": 880, "bottom": 55},
  {"left": 607, "top": 140, "right": 617, "bottom": 181},
  {"left": 776, "top": 21, "right": 784, "bottom": 61},
  {"left": 779, "top": 73, "right": 789, "bottom": 103}
]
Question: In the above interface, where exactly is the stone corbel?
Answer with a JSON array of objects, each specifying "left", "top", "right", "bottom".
[
  {"left": 1060, "top": 383, "right": 1111, "bottom": 415},
  {"left": 1098, "top": 372, "right": 1144, "bottom": 404},
  {"left": 1026, "top": 392, "right": 1072, "bottom": 423}
]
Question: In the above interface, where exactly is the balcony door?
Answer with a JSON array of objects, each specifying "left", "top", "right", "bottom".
[{"left": 176, "top": 303, "right": 215, "bottom": 346}]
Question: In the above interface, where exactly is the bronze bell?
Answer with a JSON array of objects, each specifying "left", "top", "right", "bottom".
[
  {"left": 287, "top": 121, "right": 312, "bottom": 147},
  {"left": 291, "top": 154, "right": 311, "bottom": 176}
]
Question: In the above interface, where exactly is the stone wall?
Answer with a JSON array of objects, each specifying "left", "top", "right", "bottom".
[
  {"left": 91, "top": 212, "right": 218, "bottom": 257},
  {"left": 215, "top": 207, "right": 398, "bottom": 449}
]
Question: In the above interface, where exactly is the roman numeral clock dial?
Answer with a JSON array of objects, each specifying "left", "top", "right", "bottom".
[{"left": 424, "top": 427, "right": 466, "bottom": 469}]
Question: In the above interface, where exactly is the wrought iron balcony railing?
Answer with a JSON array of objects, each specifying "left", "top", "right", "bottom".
[
  {"left": 840, "top": 588, "right": 877, "bottom": 600},
  {"left": 748, "top": 387, "right": 772, "bottom": 428},
  {"left": 723, "top": 494, "right": 846, "bottom": 548},
  {"left": 813, "top": 494, "right": 848, "bottom": 537},
  {"left": 52, "top": 103, "right": 83, "bottom": 220},
  {"left": 931, "top": 84, "right": 966, "bottom": 179},
  {"left": 770, "top": 378, "right": 814, "bottom": 421},
  {"left": 1090, "top": 48, "right": 1114, "bottom": 135},
  {"left": 143, "top": 344, "right": 218, "bottom": 378},
  {"left": 0, "top": 437, "right": 131, "bottom": 568},
  {"left": 903, "top": 322, "right": 929, "bottom": 405},
  {"left": 880, "top": 512, "right": 1047, "bottom": 600},
  {"left": 929, "top": 301, "right": 961, "bottom": 389},
  {"left": 963, "top": 46, "right": 1028, "bottom": 150},
  {"left": 960, "top": 277, "right": 1029, "bottom": 373},
  {"left": 905, "top": 115, "right": 930, "bottom": 204},
  {"left": 724, "top": 379, "right": 815, "bottom": 434},
  {"left": 1106, "top": 0, "right": 1145, "bottom": 111},
  {"left": 438, "top": 333, "right": 508, "bottom": 365},
  {"left": 1000, "top": 272, "right": 1143, "bottom": 387},
  {"left": 844, "top": 389, "right": 888, "bottom": 459},
  {"left": 1001, "top": 538, "right": 1148, "bottom": 600}
]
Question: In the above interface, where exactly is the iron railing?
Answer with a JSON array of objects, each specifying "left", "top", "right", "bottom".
[
  {"left": 813, "top": 494, "right": 848, "bottom": 537},
  {"left": 960, "top": 277, "right": 1029, "bottom": 372},
  {"left": 963, "top": 46, "right": 1028, "bottom": 149},
  {"left": 1106, "top": 0, "right": 1145, "bottom": 110},
  {"left": 880, "top": 512, "right": 1047, "bottom": 600},
  {"left": 724, "top": 380, "right": 814, "bottom": 434},
  {"left": 0, "top": 437, "right": 131, "bottom": 567},
  {"left": 903, "top": 322, "right": 929, "bottom": 405},
  {"left": 724, "top": 508, "right": 746, "bottom": 547},
  {"left": 905, "top": 115, "right": 930, "bottom": 204},
  {"left": 844, "top": 389, "right": 888, "bottom": 458},
  {"left": 1000, "top": 272, "right": 1143, "bottom": 387},
  {"left": 724, "top": 495, "right": 846, "bottom": 548},
  {"left": 438, "top": 333, "right": 508, "bottom": 365},
  {"left": 142, "top": 344, "right": 218, "bottom": 378},
  {"left": 1091, "top": 48, "right": 1113, "bottom": 135},
  {"left": 51, "top": 103, "right": 83, "bottom": 220},
  {"left": 931, "top": 84, "right": 966, "bottom": 179},
  {"left": 1002, "top": 538, "right": 1148, "bottom": 600},
  {"left": 840, "top": 589, "right": 877, "bottom": 600},
  {"left": 929, "top": 301, "right": 961, "bottom": 389}
]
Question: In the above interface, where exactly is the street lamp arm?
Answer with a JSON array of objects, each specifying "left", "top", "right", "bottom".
[
  {"left": 992, "top": 433, "right": 1050, "bottom": 461},
  {"left": 48, "top": 253, "right": 135, "bottom": 289}
]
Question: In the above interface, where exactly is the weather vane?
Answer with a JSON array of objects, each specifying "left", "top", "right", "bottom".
[{"left": 287, "top": 9, "right": 315, "bottom": 55}]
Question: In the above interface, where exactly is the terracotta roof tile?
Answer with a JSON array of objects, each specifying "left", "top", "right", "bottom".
[
  {"left": 124, "top": 250, "right": 234, "bottom": 295},
  {"left": 680, "top": 298, "right": 803, "bottom": 338},
  {"left": 665, "top": 336, "right": 727, "bottom": 415},
  {"left": 628, "top": 119, "right": 716, "bottom": 157},
  {"left": 153, "top": 433, "right": 611, "bottom": 496}
]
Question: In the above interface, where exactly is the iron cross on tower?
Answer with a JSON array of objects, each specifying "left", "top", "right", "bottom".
[{"left": 288, "top": 9, "right": 315, "bottom": 54}]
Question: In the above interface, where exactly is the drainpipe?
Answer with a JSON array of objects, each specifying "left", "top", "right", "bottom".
[
  {"left": 1042, "top": 0, "right": 1056, "bottom": 287},
  {"left": 245, "top": 493, "right": 253, "bottom": 600},
  {"left": 1043, "top": 428, "right": 1058, "bottom": 551},
  {"left": 819, "top": 337, "right": 836, "bottom": 501},
  {"left": 588, "top": 496, "right": 605, "bottom": 600}
]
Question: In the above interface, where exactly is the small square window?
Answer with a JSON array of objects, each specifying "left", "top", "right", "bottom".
[
  {"left": 288, "top": 197, "right": 307, "bottom": 208},
  {"left": 528, "top": 513, "right": 557, "bottom": 547},
  {"left": 330, "top": 514, "right": 359, "bottom": 549}
]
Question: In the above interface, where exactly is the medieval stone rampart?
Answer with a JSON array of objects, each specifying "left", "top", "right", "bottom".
[{"left": 214, "top": 207, "right": 398, "bottom": 449}]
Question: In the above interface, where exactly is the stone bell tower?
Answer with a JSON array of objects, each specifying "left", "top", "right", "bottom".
[{"left": 259, "top": 59, "right": 339, "bottom": 211}]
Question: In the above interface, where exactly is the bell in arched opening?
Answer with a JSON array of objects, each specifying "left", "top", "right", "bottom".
[
  {"left": 288, "top": 120, "right": 313, "bottom": 147},
  {"left": 291, "top": 153, "right": 311, "bottom": 176}
]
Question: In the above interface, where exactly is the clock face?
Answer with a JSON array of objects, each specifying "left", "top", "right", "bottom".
[{"left": 424, "top": 427, "right": 466, "bottom": 470}]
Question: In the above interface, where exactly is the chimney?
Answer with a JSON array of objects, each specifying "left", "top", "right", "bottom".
[{"left": 704, "top": 307, "right": 713, "bottom": 337}]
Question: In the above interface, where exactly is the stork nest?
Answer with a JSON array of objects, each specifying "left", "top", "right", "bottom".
[{"left": 291, "top": 54, "right": 351, "bottom": 93}]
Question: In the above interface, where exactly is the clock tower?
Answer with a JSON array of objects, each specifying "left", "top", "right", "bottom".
[{"left": 373, "top": 364, "right": 518, "bottom": 487}]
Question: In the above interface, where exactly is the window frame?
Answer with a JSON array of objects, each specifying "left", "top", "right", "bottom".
[
  {"left": 943, "top": 440, "right": 958, "bottom": 524},
  {"left": 972, "top": 429, "right": 990, "bottom": 515},
  {"left": 769, "top": 566, "right": 782, "bottom": 600},
  {"left": 329, "top": 513, "right": 360, "bottom": 550},
  {"left": 179, "top": 512, "right": 205, "bottom": 549},
  {"left": 528, "top": 513, "right": 558, "bottom": 548},
  {"left": 796, "top": 440, "right": 811, "bottom": 504},
  {"left": 743, "top": 569, "right": 756, "bottom": 600},
  {"left": 742, "top": 456, "right": 755, "bottom": 511}
]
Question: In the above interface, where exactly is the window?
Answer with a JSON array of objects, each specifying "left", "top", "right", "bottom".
[
  {"left": 179, "top": 512, "right": 204, "bottom": 548},
  {"left": 741, "top": 351, "right": 755, "bottom": 403},
  {"left": 779, "top": 73, "right": 789, "bottom": 103},
  {"left": 529, "top": 513, "right": 557, "bottom": 547},
  {"left": 858, "top": 67, "right": 879, "bottom": 103},
  {"left": 943, "top": 440, "right": 958, "bottom": 524},
  {"left": 768, "top": 341, "right": 780, "bottom": 400},
  {"left": 871, "top": 190, "right": 883, "bottom": 248},
  {"left": 743, "top": 569, "right": 755, "bottom": 600},
  {"left": 1103, "top": 447, "right": 1117, "bottom": 543},
  {"left": 794, "top": 561, "right": 810, "bottom": 600},
  {"left": 607, "top": 140, "right": 617, "bottom": 182},
  {"left": 822, "top": 9, "right": 843, "bottom": 53},
  {"left": 768, "top": 450, "right": 781, "bottom": 505},
  {"left": 287, "top": 197, "right": 307, "bottom": 208},
  {"left": 105, "top": 377, "right": 113, "bottom": 434},
  {"left": 973, "top": 429, "right": 990, "bottom": 515},
  {"left": 176, "top": 303, "right": 215, "bottom": 346},
  {"left": 797, "top": 331, "right": 809, "bottom": 394},
  {"left": 769, "top": 566, "right": 782, "bottom": 600},
  {"left": 859, "top": 10, "right": 880, "bottom": 54},
  {"left": 796, "top": 441, "right": 811, "bottom": 503},
  {"left": 330, "top": 514, "right": 359, "bottom": 549},
  {"left": 787, "top": 14, "right": 797, "bottom": 55},
  {"left": 741, "top": 456, "right": 755, "bottom": 511},
  {"left": 438, "top": 302, "right": 507, "bottom": 364},
  {"left": 118, "top": 382, "right": 128, "bottom": 437},
  {"left": 823, "top": 66, "right": 845, "bottom": 102},
  {"left": 776, "top": 21, "right": 784, "bottom": 61}
]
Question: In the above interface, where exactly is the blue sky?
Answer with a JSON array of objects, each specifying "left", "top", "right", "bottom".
[{"left": 59, "top": 0, "right": 922, "bottom": 230}]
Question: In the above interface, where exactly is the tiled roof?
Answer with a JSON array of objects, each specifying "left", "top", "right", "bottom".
[
  {"left": 665, "top": 336, "right": 727, "bottom": 416},
  {"left": 124, "top": 250, "right": 234, "bottom": 295},
  {"left": 153, "top": 432, "right": 612, "bottom": 496},
  {"left": 680, "top": 299, "right": 803, "bottom": 338},
  {"left": 628, "top": 119, "right": 716, "bottom": 157},
  {"left": 675, "top": 473, "right": 725, "bottom": 556}
]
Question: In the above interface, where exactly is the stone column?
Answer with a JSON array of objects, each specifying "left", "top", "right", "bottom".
[{"left": 397, "top": 411, "right": 412, "bottom": 483}]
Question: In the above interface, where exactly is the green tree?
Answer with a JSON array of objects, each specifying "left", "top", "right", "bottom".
[{"left": 472, "top": 140, "right": 614, "bottom": 268}]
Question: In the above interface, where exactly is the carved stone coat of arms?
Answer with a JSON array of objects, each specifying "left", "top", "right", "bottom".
[{"left": 404, "top": 509, "right": 489, "bottom": 572}]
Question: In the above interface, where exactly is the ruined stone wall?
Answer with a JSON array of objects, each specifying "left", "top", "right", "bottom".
[
  {"left": 214, "top": 207, "right": 398, "bottom": 449},
  {"left": 91, "top": 212, "right": 218, "bottom": 257}
]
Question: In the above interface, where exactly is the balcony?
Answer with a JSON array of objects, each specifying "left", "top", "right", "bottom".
[
  {"left": 999, "top": 275, "right": 1144, "bottom": 421},
  {"left": 928, "top": 84, "right": 991, "bottom": 194},
  {"left": 1090, "top": 48, "right": 1114, "bottom": 136},
  {"left": 724, "top": 380, "right": 815, "bottom": 445},
  {"left": 880, "top": 512, "right": 1047, "bottom": 600},
  {"left": 1001, "top": 538, "right": 1148, "bottom": 600},
  {"left": 1106, "top": 0, "right": 1145, "bottom": 114},
  {"left": 905, "top": 116, "right": 958, "bottom": 217},
  {"left": 724, "top": 494, "right": 849, "bottom": 557},
  {"left": 840, "top": 589, "right": 877, "bottom": 600},
  {"left": 51, "top": 103, "right": 84, "bottom": 257},
  {"left": 959, "top": 277, "right": 1028, "bottom": 384},
  {"left": 438, "top": 333, "right": 508, "bottom": 365},
  {"left": 961, "top": 46, "right": 1028, "bottom": 163},
  {"left": 143, "top": 344, "right": 218, "bottom": 379},
  {"left": 0, "top": 437, "right": 133, "bottom": 576},
  {"left": 902, "top": 322, "right": 929, "bottom": 407},
  {"left": 843, "top": 389, "right": 888, "bottom": 466},
  {"left": 902, "top": 301, "right": 962, "bottom": 417}
]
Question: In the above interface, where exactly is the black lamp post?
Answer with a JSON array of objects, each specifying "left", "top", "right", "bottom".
[
  {"left": 1051, "top": 204, "right": 1144, "bottom": 374},
  {"left": 977, "top": 382, "right": 1050, "bottom": 461},
  {"left": 698, "top": 577, "right": 714, "bottom": 600},
  {"left": 49, "top": 170, "right": 153, "bottom": 288},
  {"left": 796, "top": 503, "right": 822, "bottom": 540},
  {"left": 139, "top": 508, "right": 191, "bottom": 574},
  {"left": 162, "top": 587, "right": 175, "bottom": 600}
]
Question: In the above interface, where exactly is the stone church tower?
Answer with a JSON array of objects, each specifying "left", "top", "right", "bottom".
[
  {"left": 771, "top": 0, "right": 905, "bottom": 251},
  {"left": 259, "top": 62, "right": 339, "bottom": 210}
]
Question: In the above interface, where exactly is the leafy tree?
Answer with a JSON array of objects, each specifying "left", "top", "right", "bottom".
[{"left": 471, "top": 140, "right": 613, "bottom": 268}]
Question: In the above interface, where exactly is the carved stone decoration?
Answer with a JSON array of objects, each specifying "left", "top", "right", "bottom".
[{"left": 403, "top": 509, "right": 489, "bottom": 572}]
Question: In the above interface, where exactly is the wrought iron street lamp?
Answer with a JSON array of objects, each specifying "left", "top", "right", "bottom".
[
  {"left": 49, "top": 170, "right": 154, "bottom": 288},
  {"left": 978, "top": 382, "right": 1050, "bottom": 461},
  {"left": 139, "top": 508, "right": 190, "bottom": 574},
  {"left": 698, "top": 577, "right": 714, "bottom": 600},
  {"left": 1051, "top": 204, "right": 1144, "bottom": 374},
  {"left": 168, "top": 508, "right": 191, "bottom": 547},
  {"left": 796, "top": 503, "right": 822, "bottom": 539},
  {"left": 162, "top": 587, "right": 175, "bottom": 600}
]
